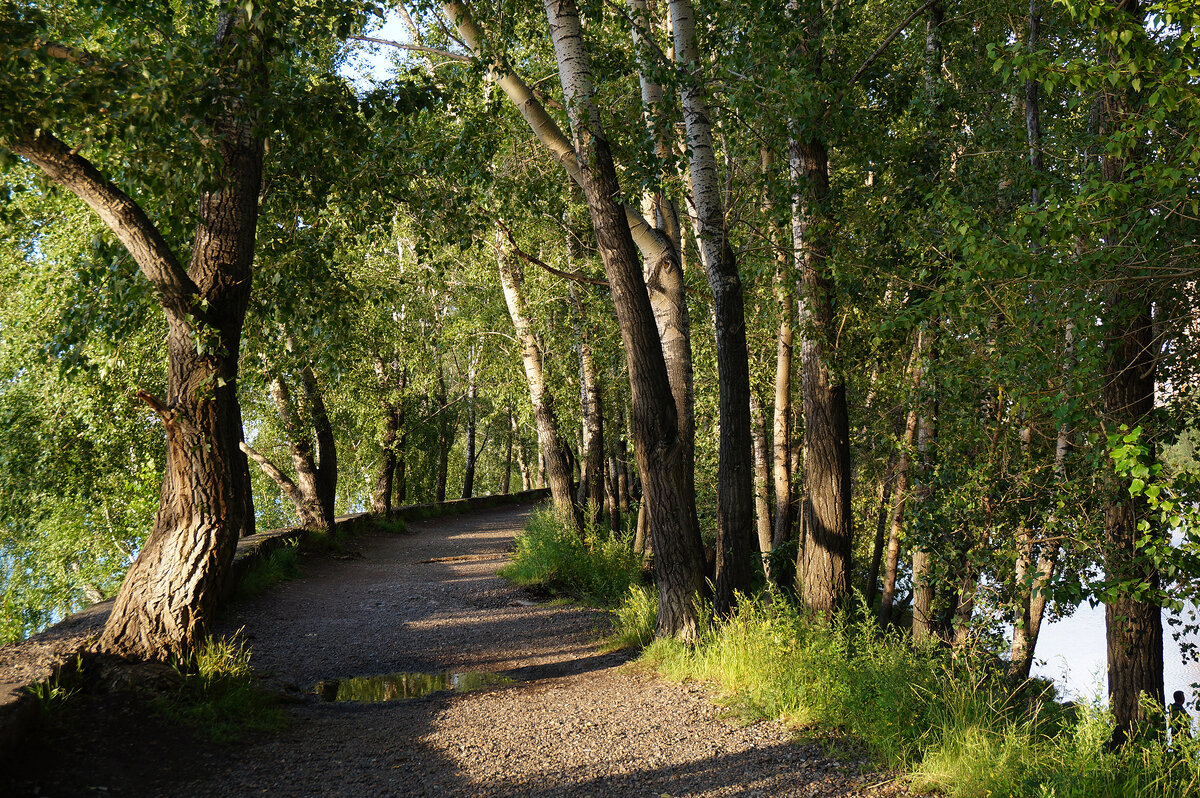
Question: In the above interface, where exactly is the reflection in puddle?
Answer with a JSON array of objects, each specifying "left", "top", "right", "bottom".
[{"left": 314, "top": 671, "right": 515, "bottom": 702}]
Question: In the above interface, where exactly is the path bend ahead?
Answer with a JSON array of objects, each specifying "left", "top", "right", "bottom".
[{"left": 6, "top": 501, "right": 905, "bottom": 797}]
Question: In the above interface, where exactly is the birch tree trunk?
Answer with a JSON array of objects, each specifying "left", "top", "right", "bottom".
[
  {"left": 496, "top": 228, "right": 582, "bottom": 534},
  {"left": 542, "top": 0, "right": 705, "bottom": 639},
  {"left": 670, "top": 0, "right": 756, "bottom": 615}
]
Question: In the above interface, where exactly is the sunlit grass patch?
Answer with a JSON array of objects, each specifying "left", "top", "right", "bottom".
[
  {"left": 613, "top": 589, "right": 1200, "bottom": 797},
  {"left": 153, "top": 632, "right": 289, "bottom": 744},
  {"left": 498, "top": 506, "right": 645, "bottom": 607}
]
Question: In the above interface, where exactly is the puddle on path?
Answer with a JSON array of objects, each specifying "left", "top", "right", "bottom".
[{"left": 314, "top": 671, "right": 515, "bottom": 702}]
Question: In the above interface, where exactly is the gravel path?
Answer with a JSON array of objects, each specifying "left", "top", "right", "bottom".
[{"left": 2, "top": 501, "right": 910, "bottom": 797}]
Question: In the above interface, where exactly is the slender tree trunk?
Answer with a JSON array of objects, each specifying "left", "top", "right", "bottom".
[
  {"left": 607, "top": 452, "right": 622, "bottom": 534},
  {"left": 299, "top": 365, "right": 337, "bottom": 530},
  {"left": 502, "top": 408, "right": 514, "bottom": 494},
  {"left": 911, "top": 407, "right": 937, "bottom": 644},
  {"left": 670, "top": 0, "right": 755, "bottom": 616},
  {"left": 461, "top": 360, "right": 478, "bottom": 500},
  {"left": 570, "top": 284, "right": 606, "bottom": 526},
  {"left": 865, "top": 450, "right": 898, "bottom": 610},
  {"left": 880, "top": 329, "right": 926, "bottom": 626},
  {"left": 762, "top": 148, "right": 795, "bottom": 555},
  {"left": 750, "top": 390, "right": 774, "bottom": 580},
  {"left": 496, "top": 227, "right": 582, "bottom": 534},
  {"left": 542, "top": 0, "right": 705, "bottom": 639},
  {"left": 435, "top": 364, "right": 451, "bottom": 503},
  {"left": 513, "top": 414, "right": 533, "bottom": 491}
]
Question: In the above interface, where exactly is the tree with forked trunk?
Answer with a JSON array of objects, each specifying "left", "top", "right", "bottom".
[{"left": 2, "top": 9, "right": 267, "bottom": 659}]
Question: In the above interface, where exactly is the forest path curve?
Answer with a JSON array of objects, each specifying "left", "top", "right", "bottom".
[{"left": 5, "top": 502, "right": 906, "bottom": 797}]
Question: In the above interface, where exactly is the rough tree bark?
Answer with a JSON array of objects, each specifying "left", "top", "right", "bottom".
[
  {"left": 540, "top": 0, "right": 706, "bottom": 638},
  {"left": 1099, "top": 0, "right": 1162, "bottom": 741},
  {"left": 670, "top": 0, "right": 756, "bottom": 615},
  {"left": 7, "top": 13, "right": 265, "bottom": 659}
]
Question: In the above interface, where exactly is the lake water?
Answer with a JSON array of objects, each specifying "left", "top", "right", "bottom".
[{"left": 1031, "top": 601, "right": 1200, "bottom": 721}]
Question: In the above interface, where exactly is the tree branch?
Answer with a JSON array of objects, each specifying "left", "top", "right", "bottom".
[
  {"left": 847, "top": 0, "right": 940, "bottom": 88},
  {"left": 346, "top": 35, "right": 472, "bottom": 63},
  {"left": 240, "top": 441, "right": 305, "bottom": 508},
  {"left": 495, "top": 219, "right": 610, "bottom": 288},
  {"left": 10, "top": 129, "right": 197, "bottom": 314}
]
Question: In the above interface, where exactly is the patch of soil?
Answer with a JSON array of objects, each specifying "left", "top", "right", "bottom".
[{"left": 0, "top": 502, "right": 912, "bottom": 797}]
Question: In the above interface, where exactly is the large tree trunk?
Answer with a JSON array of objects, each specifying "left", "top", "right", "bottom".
[
  {"left": 7, "top": 14, "right": 267, "bottom": 659},
  {"left": 791, "top": 134, "right": 852, "bottom": 615},
  {"left": 670, "top": 0, "right": 756, "bottom": 615},
  {"left": 1098, "top": 0, "right": 1163, "bottom": 740},
  {"left": 542, "top": 0, "right": 705, "bottom": 639},
  {"left": 627, "top": 0, "right": 703, "bottom": 559},
  {"left": 496, "top": 227, "right": 582, "bottom": 534}
]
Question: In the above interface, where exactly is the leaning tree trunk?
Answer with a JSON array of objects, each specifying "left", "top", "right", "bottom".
[
  {"left": 496, "top": 227, "right": 582, "bottom": 534},
  {"left": 542, "top": 0, "right": 705, "bottom": 639},
  {"left": 445, "top": 1, "right": 701, "bottom": 559},
  {"left": 6, "top": 15, "right": 268, "bottom": 658},
  {"left": 628, "top": 0, "right": 704, "bottom": 565}
]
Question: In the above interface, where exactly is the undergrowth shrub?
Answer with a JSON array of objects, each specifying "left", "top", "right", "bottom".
[
  {"left": 620, "top": 592, "right": 1199, "bottom": 798},
  {"left": 153, "top": 633, "right": 289, "bottom": 743},
  {"left": 498, "top": 507, "right": 644, "bottom": 606}
]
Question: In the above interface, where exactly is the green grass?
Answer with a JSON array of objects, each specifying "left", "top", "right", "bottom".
[
  {"left": 498, "top": 506, "right": 646, "bottom": 607},
  {"left": 152, "top": 632, "right": 289, "bottom": 744},
  {"left": 234, "top": 538, "right": 302, "bottom": 599},
  {"left": 615, "top": 592, "right": 1200, "bottom": 798}
]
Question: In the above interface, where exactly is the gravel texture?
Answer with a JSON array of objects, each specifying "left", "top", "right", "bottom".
[{"left": 1, "top": 501, "right": 912, "bottom": 797}]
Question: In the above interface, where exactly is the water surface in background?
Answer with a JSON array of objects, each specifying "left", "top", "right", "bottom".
[{"left": 1032, "top": 601, "right": 1200, "bottom": 721}]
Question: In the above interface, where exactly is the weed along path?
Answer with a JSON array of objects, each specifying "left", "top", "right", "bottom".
[{"left": 3, "top": 502, "right": 907, "bottom": 797}]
